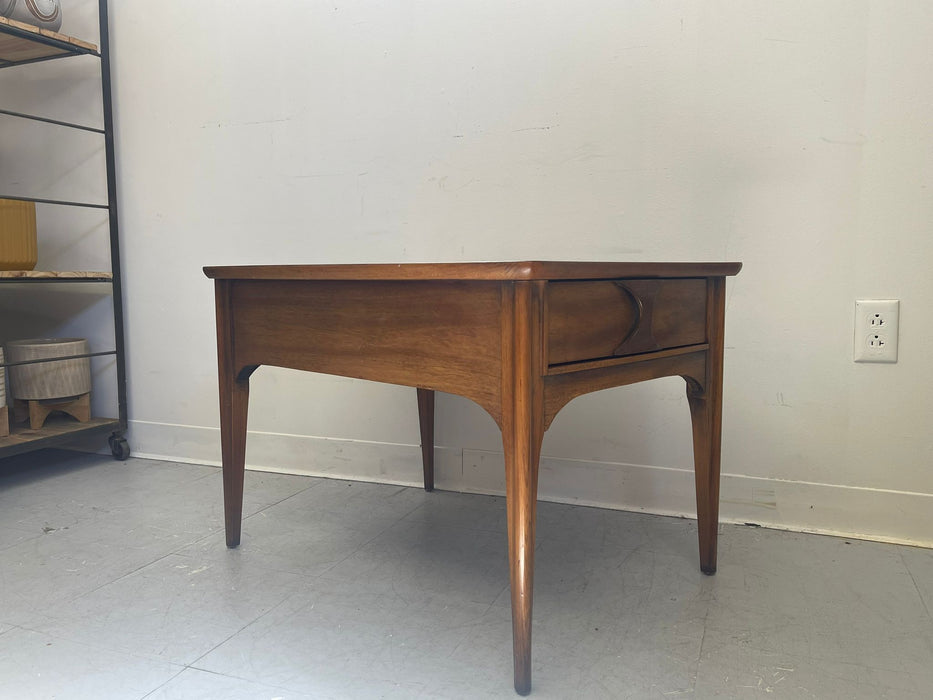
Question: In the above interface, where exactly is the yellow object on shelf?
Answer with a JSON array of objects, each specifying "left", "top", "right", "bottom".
[{"left": 0, "top": 198, "right": 38, "bottom": 271}]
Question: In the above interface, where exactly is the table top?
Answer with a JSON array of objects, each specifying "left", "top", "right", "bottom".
[{"left": 204, "top": 261, "right": 742, "bottom": 281}]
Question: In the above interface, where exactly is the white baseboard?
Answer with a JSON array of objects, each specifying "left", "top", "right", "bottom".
[{"left": 127, "top": 420, "right": 933, "bottom": 548}]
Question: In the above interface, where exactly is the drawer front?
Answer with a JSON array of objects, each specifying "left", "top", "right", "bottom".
[{"left": 546, "top": 278, "right": 708, "bottom": 366}]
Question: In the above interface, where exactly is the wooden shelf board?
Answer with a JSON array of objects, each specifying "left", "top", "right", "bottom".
[
  {"left": 0, "top": 16, "right": 97, "bottom": 65},
  {"left": 0, "top": 270, "right": 112, "bottom": 280},
  {"left": 0, "top": 415, "right": 119, "bottom": 456}
]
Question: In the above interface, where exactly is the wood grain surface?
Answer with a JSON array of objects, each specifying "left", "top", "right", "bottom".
[
  {"left": 14, "top": 392, "right": 90, "bottom": 430},
  {"left": 205, "top": 261, "right": 742, "bottom": 281},
  {"left": 0, "top": 415, "right": 117, "bottom": 451},
  {"left": 229, "top": 279, "right": 505, "bottom": 424},
  {"left": 0, "top": 270, "right": 112, "bottom": 279},
  {"left": 0, "top": 15, "right": 96, "bottom": 64}
]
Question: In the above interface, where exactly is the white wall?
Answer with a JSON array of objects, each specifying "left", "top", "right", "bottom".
[{"left": 7, "top": 2, "right": 931, "bottom": 545}]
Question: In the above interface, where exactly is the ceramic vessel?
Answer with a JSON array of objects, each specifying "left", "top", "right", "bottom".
[
  {"left": 0, "top": 0, "right": 62, "bottom": 31},
  {"left": 0, "top": 199, "right": 38, "bottom": 271},
  {"left": 6, "top": 338, "right": 90, "bottom": 400}
]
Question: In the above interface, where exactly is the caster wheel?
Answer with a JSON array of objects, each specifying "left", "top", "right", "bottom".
[{"left": 109, "top": 436, "right": 130, "bottom": 461}]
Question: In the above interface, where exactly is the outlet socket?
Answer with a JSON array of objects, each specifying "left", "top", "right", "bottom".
[{"left": 854, "top": 299, "right": 899, "bottom": 363}]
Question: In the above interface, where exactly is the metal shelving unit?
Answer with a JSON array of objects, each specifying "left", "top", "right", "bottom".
[{"left": 0, "top": 2, "right": 128, "bottom": 460}]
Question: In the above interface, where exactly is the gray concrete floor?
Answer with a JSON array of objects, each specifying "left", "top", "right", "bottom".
[{"left": 0, "top": 450, "right": 930, "bottom": 699}]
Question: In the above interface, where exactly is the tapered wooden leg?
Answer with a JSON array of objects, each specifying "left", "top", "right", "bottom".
[
  {"left": 501, "top": 281, "right": 546, "bottom": 696},
  {"left": 687, "top": 387, "right": 721, "bottom": 574},
  {"left": 686, "top": 277, "right": 726, "bottom": 575},
  {"left": 219, "top": 373, "right": 251, "bottom": 548},
  {"left": 215, "top": 280, "right": 257, "bottom": 549},
  {"left": 416, "top": 388, "right": 435, "bottom": 491},
  {"left": 503, "top": 415, "right": 544, "bottom": 695}
]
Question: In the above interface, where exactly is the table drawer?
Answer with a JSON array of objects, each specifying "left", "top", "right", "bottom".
[{"left": 546, "top": 278, "right": 708, "bottom": 366}]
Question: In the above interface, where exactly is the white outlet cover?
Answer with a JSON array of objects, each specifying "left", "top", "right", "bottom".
[{"left": 854, "top": 299, "right": 899, "bottom": 363}]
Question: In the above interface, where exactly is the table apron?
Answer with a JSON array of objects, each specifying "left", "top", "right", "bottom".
[{"left": 223, "top": 278, "right": 505, "bottom": 421}]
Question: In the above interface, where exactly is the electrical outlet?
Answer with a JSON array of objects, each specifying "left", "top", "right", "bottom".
[{"left": 854, "top": 300, "right": 899, "bottom": 363}]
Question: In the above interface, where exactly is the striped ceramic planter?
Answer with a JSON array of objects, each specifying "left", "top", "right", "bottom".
[
  {"left": 0, "top": 0, "right": 62, "bottom": 31},
  {"left": 6, "top": 338, "right": 90, "bottom": 401}
]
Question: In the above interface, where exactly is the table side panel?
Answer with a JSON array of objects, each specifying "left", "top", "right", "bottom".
[{"left": 228, "top": 279, "right": 504, "bottom": 420}]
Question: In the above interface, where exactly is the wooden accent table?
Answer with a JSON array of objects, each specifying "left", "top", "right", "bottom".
[{"left": 204, "top": 261, "right": 741, "bottom": 695}]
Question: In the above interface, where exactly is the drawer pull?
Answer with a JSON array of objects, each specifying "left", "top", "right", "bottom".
[{"left": 613, "top": 280, "right": 660, "bottom": 355}]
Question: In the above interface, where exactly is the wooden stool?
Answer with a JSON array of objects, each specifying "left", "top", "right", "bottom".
[{"left": 13, "top": 393, "right": 90, "bottom": 430}]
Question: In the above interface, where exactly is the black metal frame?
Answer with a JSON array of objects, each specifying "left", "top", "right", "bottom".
[{"left": 0, "top": 1, "right": 129, "bottom": 459}]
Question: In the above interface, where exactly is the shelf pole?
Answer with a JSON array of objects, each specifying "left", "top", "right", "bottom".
[
  {"left": 98, "top": 0, "right": 129, "bottom": 434},
  {"left": 0, "top": 350, "right": 118, "bottom": 369},
  {"left": 0, "top": 107, "right": 105, "bottom": 133},
  {"left": 0, "top": 194, "right": 108, "bottom": 209}
]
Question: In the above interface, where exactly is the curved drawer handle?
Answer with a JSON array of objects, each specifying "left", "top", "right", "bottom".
[{"left": 613, "top": 280, "right": 661, "bottom": 355}]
